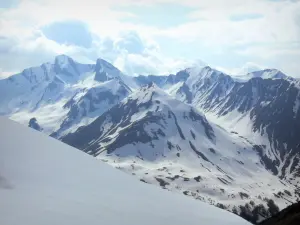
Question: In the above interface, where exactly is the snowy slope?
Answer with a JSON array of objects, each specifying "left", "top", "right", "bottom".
[
  {"left": 0, "top": 116, "right": 250, "bottom": 225},
  {"left": 61, "top": 84, "right": 298, "bottom": 223}
]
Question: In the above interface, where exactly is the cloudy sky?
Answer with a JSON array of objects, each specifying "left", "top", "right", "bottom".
[{"left": 0, "top": 0, "right": 299, "bottom": 78}]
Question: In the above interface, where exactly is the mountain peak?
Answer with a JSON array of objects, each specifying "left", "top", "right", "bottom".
[
  {"left": 95, "top": 58, "right": 118, "bottom": 71},
  {"left": 139, "top": 82, "right": 162, "bottom": 94},
  {"left": 95, "top": 57, "right": 106, "bottom": 64},
  {"left": 231, "top": 68, "right": 289, "bottom": 82},
  {"left": 95, "top": 58, "right": 105, "bottom": 68},
  {"left": 247, "top": 69, "right": 287, "bottom": 80},
  {"left": 146, "top": 81, "right": 156, "bottom": 88},
  {"left": 128, "top": 82, "right": 170, "bottom": 105},
  {"left": 54, "top": 54, "right": 73, "bottom": 65},
  {"left": 94, "top": 58, "right": 123, "bottom": 82}
]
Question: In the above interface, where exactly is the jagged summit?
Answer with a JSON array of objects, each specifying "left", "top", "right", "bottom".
[
  {"left": 139, "top": 81, "right": 162, "bottom": 92},
  {"left": 95, "top": 58, "right": 113, "bottom": 70},
  {"left": 129, "top": 81, "right": 180, "bottom": 109}
]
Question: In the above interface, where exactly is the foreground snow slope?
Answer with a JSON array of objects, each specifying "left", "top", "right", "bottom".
[{"left": 0, "top": 117, "right": 250, "bottom": 225}]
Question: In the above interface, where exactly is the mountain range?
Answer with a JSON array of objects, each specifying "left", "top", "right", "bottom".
[{"left": 1, "top": 54, "right": 299, "bottom": 224}]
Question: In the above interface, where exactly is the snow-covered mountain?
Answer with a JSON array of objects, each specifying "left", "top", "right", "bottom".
[
  {"left": 135, "top": 66, "right": 300, "bottom": 186},
  {"left": 1, "top": 55, "right": 300, "bottom": 224},
  {"left": 61, "top": 83, "right": 298, "bottom": 223},
  {"left": 0, "top": 116, "right": 252, "bottom": 225},
  {"left": 162, "top": 66, "right": 300, "bottom": 185},
  {"left": 0, "top": 55, "right": 132, "bottom": 136}
]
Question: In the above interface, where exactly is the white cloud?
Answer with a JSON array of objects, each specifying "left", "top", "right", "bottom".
[
  {"left": 0, "top": 0, "right": 171, "bottom": 76},
  {"left": 235, "top": 43, "right": 300, "bottom": 58},
  {"left": 0, "top": 0, "right": 299, "bottom": 78},
  {"left": 96, "top": 31, "right": 194, "bottom": 75},
  {"left": 113, "top": 51, "right": 194, "bottom": 76},
  {"left": 0, "top": 24, "right": 191, "bottom": 77},
  {"left": 216, "top": 62, "right": 266, "bottom": 76},
  {"left": 157, "top": 1, "right": 300, "bottom": 46},
  {"left": 0, "top": 69, "right": 17, "bottom": 79},
  {"left": 233, "top": 43, "right": 300, "bottom": 77}
]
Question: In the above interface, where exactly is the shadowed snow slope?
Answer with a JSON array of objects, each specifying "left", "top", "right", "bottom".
[{"left": 0, "top": 116, "right": 250, "bottom": 225}]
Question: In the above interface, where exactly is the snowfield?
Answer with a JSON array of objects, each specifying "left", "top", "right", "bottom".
[{"left": 0, "top": 116, "right": 250, "bottom": 225}]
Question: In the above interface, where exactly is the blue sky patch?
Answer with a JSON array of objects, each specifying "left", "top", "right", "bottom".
[
  {"left": 229, "top": 13, "right": 264, "bottom": 21},
  {"left": 0, "top": 0, "right": 20, "bottom": 8},
  {"left": 113, "top": 3, "right": 197, "bottom": 28},
  {"left": 42, "top": 20, "right": 93, "bottom": 48}
]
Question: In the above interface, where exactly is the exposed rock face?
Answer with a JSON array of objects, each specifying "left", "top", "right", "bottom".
[
  {"left": 28, "top": 118, "right": 42, "bottom": 131},
  {"left": 259, "top": 201, "right": 300, "bottom": 225}
]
